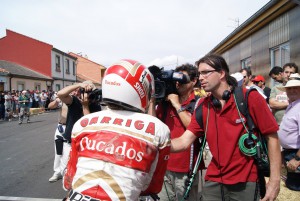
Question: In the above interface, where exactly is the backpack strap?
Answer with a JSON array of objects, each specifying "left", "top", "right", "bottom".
[
  {"left": 233, "top": 86, "right": 257, "bottom": 132},
  {"left": 233, "top": 86, "right": 246, "bottom": 116},
  {"left": 195, "top": 101, "right": 204, "bottom": 129}
]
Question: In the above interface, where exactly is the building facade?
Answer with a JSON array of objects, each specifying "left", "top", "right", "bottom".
[
  {"left": 69, "top": 52, "right": 106, "bottom": 88},
  {"left": 209, "top": 0, "right": 300, "bottom": 87},
  {"left": 52, "top": 48, "right": 77, "bottom": 91},
  {"left": 0, "top": 29, "right": 77, "bottom": 91}
]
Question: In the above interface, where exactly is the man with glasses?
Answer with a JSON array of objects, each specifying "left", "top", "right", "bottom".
[
  {"left": 171, "top": 54, "right": 281, "bottom": 201},
  {"left": 269, "top": 63, "right": 298, "bottom": 125},
  {"left": 240, "top": 67, "right": 253, "bottom": 88}
]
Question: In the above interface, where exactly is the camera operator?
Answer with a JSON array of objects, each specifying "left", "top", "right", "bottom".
[
  {"left": 49, "top": 81, "right": 101, "bottom": 183},
  {"left": 149, "top": 64, "right": 204, "bottom": 201},
  {"left": 57, "top": 80, "right": 101, "bottom": 142}
]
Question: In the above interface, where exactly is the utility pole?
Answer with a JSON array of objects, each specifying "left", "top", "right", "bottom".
[{"left": 228, "top": 18, "right": 240, "bottom": 29}]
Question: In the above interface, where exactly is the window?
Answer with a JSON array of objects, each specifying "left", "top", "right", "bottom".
[
  {"left": 55, "top": 84, "right": 61, "bottom": 92},
  {"left": 17, "top": 84, "right": 24, "bottom": 91},
  {"left": 65, "top": 59, "right": 70, "bottom": 74},
  {"left": 17, "top": 81, "right": 25, "bottom": 91},
  {"left": 34, "top": 83, "right": 41, "bottom": 91},
  {"left": 73, "top": 61, "right": 76, "bottom": 75},
  {"left": 241, "top": 57, "right": 251, "bottom": 69},
  {"left": 55, "top": 55, "right": 61, "bottom": 72},
  {"left": 270, "top": 43, "right": 290, "bottom": 68},
  {"left": 270, "top": 43, "right": 290, "bottom": 86}
]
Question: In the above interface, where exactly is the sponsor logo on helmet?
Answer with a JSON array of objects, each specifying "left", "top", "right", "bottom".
[
  {"left": 105, "top": 80, "right": 121, "bottom": 86},
  {"left": 134, "top": 82, "right": 145, "bottom": 98}
]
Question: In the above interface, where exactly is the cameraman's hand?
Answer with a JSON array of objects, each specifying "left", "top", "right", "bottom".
[
  {"left": 80, "top": 82, "right": 95, "bottom": 93},
  {"left": 80, "top": 92, "right": 89, "bottom": 106},
  {"left": 167, "top": 94, "right": 181, "bottom": 110}
]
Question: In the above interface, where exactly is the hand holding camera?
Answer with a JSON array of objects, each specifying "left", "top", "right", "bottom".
[{"left": 148, "top": 65, "right": 190, "bottom": 102}]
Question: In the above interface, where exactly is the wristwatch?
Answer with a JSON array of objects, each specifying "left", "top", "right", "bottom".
[
  {"left": 294, "top": 155, "right": 300, "bottom": 161},
  {"left": 177, "top": 107, "right": 185, "bottom": 113}
]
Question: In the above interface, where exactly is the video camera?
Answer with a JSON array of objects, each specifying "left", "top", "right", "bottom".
[
  {"left": 148, "top": 65, "right": 190, "bottom": 101},
  {"left": 79, "top": 88, "right": 102, "bottom": 104}
]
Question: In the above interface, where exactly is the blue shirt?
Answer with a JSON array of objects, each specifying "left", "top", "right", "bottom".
[{"left": 278, "top": 99, "right": 300, "bottom": 149}]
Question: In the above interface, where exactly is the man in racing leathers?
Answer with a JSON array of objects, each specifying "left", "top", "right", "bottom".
[{"left": 63, "top": 59, "right": 171, "bottom": 201}]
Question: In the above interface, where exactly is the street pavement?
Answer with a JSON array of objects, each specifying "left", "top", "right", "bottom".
[{"left": 0, "top": 110, "right": 66, "bottom": 200}]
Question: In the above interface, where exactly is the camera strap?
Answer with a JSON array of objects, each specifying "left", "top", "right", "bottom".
[{"left": 183, "top": 100, "right": 207, "bottom": 201}]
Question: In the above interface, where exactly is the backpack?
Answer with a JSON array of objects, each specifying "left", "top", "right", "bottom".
[{"left": 194, "top": 86, "right": 269, "bottom": 198}]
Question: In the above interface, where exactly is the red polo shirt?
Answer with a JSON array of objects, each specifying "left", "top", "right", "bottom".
[
  {"left": 188, "top": 89, "right": 278, "bottom": 184},
  {"left": 157, "top": 93, "right": 203, "bottom": 172}
]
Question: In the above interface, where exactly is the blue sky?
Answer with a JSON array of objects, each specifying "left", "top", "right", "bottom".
[{"left": 0, "top": 0, "right": 270, "bottom": 69}]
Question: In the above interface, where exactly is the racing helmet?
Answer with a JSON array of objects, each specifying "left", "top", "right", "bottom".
[{"left": 102, "top": 59, "right": 154, "bottom": 113}]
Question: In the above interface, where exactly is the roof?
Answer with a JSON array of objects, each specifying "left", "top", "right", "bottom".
[
  {"left": 76, "top": 73, "right": 100, "bottom": 84},
  {"left": 69, "top": 52, "right": 106, "bottom": 69},
  {"left": 0, "top": 68, "right": 9, "bottom": 73},
  {"left": 209, "top": 0, "right": 297, "bottom": 54},
  {"left": 0, "top": 60, "right": 52, "bottom": 80},
  {"left": 53, "top": 48, "right": 77, "bottom": 60},
  {"left": 69, "top": 52, "right": 106, "bottom": 85}
]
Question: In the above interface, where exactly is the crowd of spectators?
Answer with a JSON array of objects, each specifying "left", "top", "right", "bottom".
[{"left": 0, "top": 89, "right": 56, "bottom": 121}]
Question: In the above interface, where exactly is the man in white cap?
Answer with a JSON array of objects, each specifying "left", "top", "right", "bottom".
[
  {"left": 18, "top": 90, "right": 30, "bottom": 124},
  {"left": 278, "top": 73, "right": 300, "bottom": 191},
  {"left": 230, "top": 72, "right": 244, "bottom": 87}
]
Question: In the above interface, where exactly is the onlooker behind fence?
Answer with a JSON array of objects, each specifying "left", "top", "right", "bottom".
[
  {"left": 18, "top": 90, "right": 30, "bottom": 124},
  {"left": 33, "top": 90, "right": 40, "bottom": 108},
  {"left": 269, "top": 63, "right": 298, "bottom": 125},
  {"left": 252, "top": 75, "right": 271, "bottom": 103},
  {"left": 0, "top": 91, "right": 5, "bottom": 120},
  {"left": 40, "top": 90, "right": 48, "bottom": 110},
  {"left": 4, "top": 91, "right": 12, "bottom": 120},
  {"left": 277, "top": 73, "right": 300, "bottom": 191}
]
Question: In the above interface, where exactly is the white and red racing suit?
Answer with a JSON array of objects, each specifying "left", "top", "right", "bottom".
[{"left": 63, "top": 109, "right": 171, "bottom": 201}]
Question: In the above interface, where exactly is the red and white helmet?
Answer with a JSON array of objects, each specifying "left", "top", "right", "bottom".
[{"left": 102, "top": 59, "right": 154, "bottom": 113}]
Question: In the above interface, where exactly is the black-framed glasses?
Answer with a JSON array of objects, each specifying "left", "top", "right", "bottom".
[{"left": 198, "top": 70, "right": 217, "bottom": 77}]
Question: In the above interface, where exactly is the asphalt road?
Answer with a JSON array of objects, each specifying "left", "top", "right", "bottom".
[{"left": 0, "top": 110, "right": 66, "bottom": 201}]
